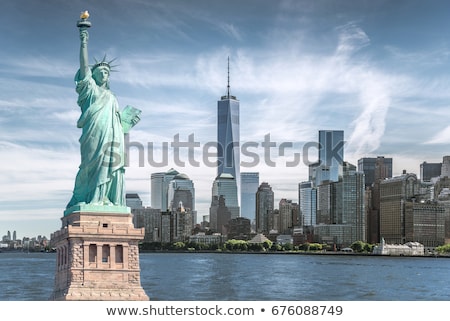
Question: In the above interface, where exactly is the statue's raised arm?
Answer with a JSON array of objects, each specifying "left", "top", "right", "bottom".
[{"left": 77, "top": 11, "right": 91, "bottom": 80}]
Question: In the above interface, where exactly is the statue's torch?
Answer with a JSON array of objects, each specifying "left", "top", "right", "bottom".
[{"left": 77, "top": 10, "right": 91, "bottom": 29}]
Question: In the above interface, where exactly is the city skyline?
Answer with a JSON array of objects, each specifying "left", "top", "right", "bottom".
[{"left": 2, "top": 0, "right": 450, "bottom": 238}]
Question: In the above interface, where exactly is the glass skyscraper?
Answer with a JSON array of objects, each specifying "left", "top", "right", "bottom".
[
  {"left": 299, "top": 181, "right": 316, "bottom": 226},
  {"left": 310, "top": 130, "right": 344, "bottom": 187},
  {"left": 167, "top": 172, "right": 195, "bottom": 212},
  {"left": 240, "top": 172, "right": 259, "bottom": 223},
  {"left": 217, "top": 59, "right": 240, "bottom": 207},
  {"left": 150, "top": 168, "right": 179, "bottom": 211}
]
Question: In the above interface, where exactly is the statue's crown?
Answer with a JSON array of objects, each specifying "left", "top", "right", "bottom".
[
  {"left": 92, "top": 61, "right": 110, "bottom": 71},
  {"left": 91, "top": 55, "right": 117, "bottom": 72}
]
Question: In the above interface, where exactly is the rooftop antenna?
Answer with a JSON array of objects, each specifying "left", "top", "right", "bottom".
[
  {"left": 221, "top": 56, "right": 236, "bottom": 100},
  {"left": 227, "top": 56, "right": 230, "bottom": 98}
]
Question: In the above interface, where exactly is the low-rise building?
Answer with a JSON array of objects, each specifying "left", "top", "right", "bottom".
[{"left": 372, "top": 238, "right": 424, "bottom": 256}]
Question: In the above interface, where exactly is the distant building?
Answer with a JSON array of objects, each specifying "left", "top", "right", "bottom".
[
  {"left": 172, "top": 202, "right": 193, "bottom": 243},
  {"left": 373, "top": 238, "right": 424, "bottom": 256},
  {"left": 227, "top": 217, "right": 251, "bottom": 240},
  {"left": 151, "top": 168, "right": 179, "bottom": 211},
  {"left": 310, "top": 130, "right": 344, "bottom": 187},
  {"left": 240, "top": 172, "right": 259, "bottom": 224},
  {"left": 210, "top": 173, "right": 240, "bottom": 224},
  {"left": 420, "top": 161, "right": 442, "bottom": 182},
  {"left": 404, "top": 200, "right": 446, "bottom": 248},
  {"left": 255, "top": 182, "right": 274, "bottom": 234},
  {"left": 278, "top": 199, "right": 299, "bottom": 235},
  {"left": 167, "top": 172, "right": 196, "bottom": 227},
  {"left": 209, "top": 195, "right": 232, "bottom": 234},
  {"left": 299, "top": 181, "right": 316, "bottom": 226},
  {"left": 217, "top": 60, "right": 240, "bottom": 207},
  {"left": 189, "top": 233, "right": 225, "bottom": 246},
  {"left": 313, "top": 162, "right": 366, "bottom": 247},
  {"left": 167, "top": 173, "right": 195, "bottom": 211},
  {"left": 358, "top": 156, "right": 392, "bottom": 187},
  {"left": 132, "top": 207, "right": 163, "bottom": 242},
  {"left": 379, "top": 172, "right": 420, "bottom": 244},
  {"left": 359, "top": 156, "right": 393, "bottom": 244},
  {"left": 441, "top": 156, "right": 450, "bottom": 178},
  {"left": 126, "top": 193, "right": 143, "bottom": 210}
]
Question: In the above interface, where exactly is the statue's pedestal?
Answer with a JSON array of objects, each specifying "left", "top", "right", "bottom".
[{"left": 49, "top": 208, "right": 149, "bottom": 301}]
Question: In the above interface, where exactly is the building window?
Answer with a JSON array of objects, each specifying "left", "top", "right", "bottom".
[
  {"left": 89, "top": 244, "right": 96, "bottom": 263},
  {"left": 102, "top": 244, "right": 110, "bottom": 263},
  {"left": 115, "top": 245, "right": 123, "bottom": 263}
]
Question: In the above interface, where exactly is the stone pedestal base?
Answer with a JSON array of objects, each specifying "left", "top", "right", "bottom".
[{"left": 50, "top": 209, "right": 149, "bottom": 301}]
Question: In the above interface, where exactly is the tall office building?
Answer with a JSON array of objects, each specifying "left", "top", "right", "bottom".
[
  {"left": 379, "top": 172, "right": 420, "bottom": 244},
  {"left": 358, "top": 156, "right": 393, "bottom": 243},
  {"left": 126, "top": 193, "right": 143, "bottom": 210},
  {"left": 167, "top": 172, "right": 196, "bottom": 227},
  {"left": 339, "top": 162, "right": 365, "bottom": 241},
  {"left": 441, "top": 156, "right": 450, "bottom": 178},
  {"left": 255, "top": 182, "right": 274, "bottom": 234},
  {"left": 150, "top": 168, "right": 179, "bottom": 211},
  {"left": 358, "top": 156, "right": 393, "bottom": 187},
  {"left": 299, "top": 181, "right": 317, "bottom": 226},
  {"left": 313, "top": 162, "right": 366, "bottom": 246},
  {"left": 420, "top": 161, "right": 441, "bottom": 182},
  {"left": 310, "top": 130, "right": 344, "bottom": 187},
  {"left": 240, "top": 172, "right": 259, "bottom": 223},
  {"left": 172, "top": 201, "right": 193, "bottom": 243},
  {"left": 210, "top": 173, "right": 240, "bottom": 220},
  {"left": 278, "top": 199, "right": 299, "bottom": 234},
  {"left": 167, "top": 173, "right": 195, "bottom": 211},
  {"left": 217, "top": 58, "right": 240, "bottom": 208},
  {"left": 319, "top": 130, "right": 344, "bottom": 182}
]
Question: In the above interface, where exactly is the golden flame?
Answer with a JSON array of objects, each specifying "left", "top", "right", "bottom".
[{"left": 80, "top": 10, "right": 89, "bottom": 19}]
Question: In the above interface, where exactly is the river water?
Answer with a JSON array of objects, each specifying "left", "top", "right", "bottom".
[{"left": 1, "top": 252, "right": 449, "bottom": 301}]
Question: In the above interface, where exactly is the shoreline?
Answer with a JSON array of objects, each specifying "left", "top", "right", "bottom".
[{"left": 139, "top": 249, "right": 450, "bottom": 258}]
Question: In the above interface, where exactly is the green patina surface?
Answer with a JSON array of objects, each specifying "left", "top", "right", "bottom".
[
  {"left": 64, "top": 204, "right": 131, "bottom": 216},
  {"left": 66, "top": 15, "right": 140, "bottom": 216}
]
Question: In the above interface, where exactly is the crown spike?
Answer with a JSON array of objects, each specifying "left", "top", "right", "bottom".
[{"left": 91, "top": 55, "right": 119, "bottom": 72}]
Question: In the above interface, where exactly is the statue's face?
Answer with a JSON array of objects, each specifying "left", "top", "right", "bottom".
[{"left": 92, "top": 66, "right": 110, "bottom": 86}]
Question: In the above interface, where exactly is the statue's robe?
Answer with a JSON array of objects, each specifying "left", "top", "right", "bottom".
[{"left": 67, "top": 69, "right": 125, "bottom": 208}]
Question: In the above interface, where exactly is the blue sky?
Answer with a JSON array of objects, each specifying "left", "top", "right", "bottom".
[{"left": 2, "top": 0, "right": 450, "bottom": 239}]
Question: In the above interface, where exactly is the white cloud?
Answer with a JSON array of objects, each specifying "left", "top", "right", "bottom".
[{"left": 424, "top": 125, "right": 450, "bottom": 145}]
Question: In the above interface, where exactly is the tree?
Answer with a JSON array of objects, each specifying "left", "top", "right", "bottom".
[
  {"left": 436, "top": 244, "right": 450, "bottom": 253},
  {"left": 350, "top": 241, "right": 365, "bottom": 253}
]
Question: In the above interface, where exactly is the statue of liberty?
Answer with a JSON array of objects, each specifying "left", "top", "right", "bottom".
[{"left": 66, "top": 11, "right": 140, "bottom": 212}]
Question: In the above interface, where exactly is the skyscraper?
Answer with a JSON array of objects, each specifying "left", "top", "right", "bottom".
[
  {"left": 126, "top": 193, "right": 143, "bottom": 210},
  {"left": 255, "top": 182, "right": 274, "bottom": 234},
  {"left": 358, "top": 156, "right": 393, "bottom": 243},
  {"left": 320, "top": 130, "right": 344, "bottom": 182},
  {"left": 167, "top": 172, "right": 196, "bottom": 227},
  {"left": 150, "top": 168, "right": 179, "bottom": 211},
  {"left": 299, "top": 181, "right": 317, "bottom": 226},
  {"left": 240, "top": 172, "right": 259, "bottom": 223},
  {"left": 309, "top": 130, "right": 344, "bottom": 187},
  {"left": 217, "top": 58, "right": 240, "bottom": 208},
  {"left": 358, "top": 156, "right": 393, "bottom": 187},
  {"left": 278, "top": 199, "right": 299, "bottom": 234},
  {"left": 167, "top": 173, "right": 195, "bottom": 211},
  {"left": 441, "top": 156, "right": 450, "bottom": 178},
  {"left": 210, "top": 173, "right": 240, "bottom": 221},
  {"left": 420, "top": 161, "right": 442, "bottom": 182},
  {"left": 380, "top": 172, "right": 419, "bottom": 244}
]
